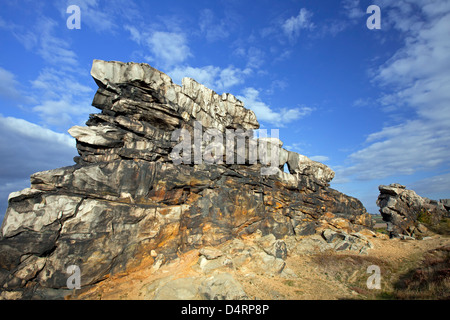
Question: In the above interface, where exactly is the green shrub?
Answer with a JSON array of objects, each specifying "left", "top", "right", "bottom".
[{"left": 417, "top": 210, "right": 432, "bottom": 225}]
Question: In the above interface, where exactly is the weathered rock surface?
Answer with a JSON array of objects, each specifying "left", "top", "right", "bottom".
[
  {"left": 0, "top": 60, "right": 373, "bottom": 299},
  {"left": 440, "top": 199, "right": 450, "bottom": 215},
  {"left": 377, "top": 183, "right": 447, "bottom": 239}
]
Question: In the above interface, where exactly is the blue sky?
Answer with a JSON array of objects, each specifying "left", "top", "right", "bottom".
[{"left": 0, "top": 0, "right": 449, "bottom": 220}]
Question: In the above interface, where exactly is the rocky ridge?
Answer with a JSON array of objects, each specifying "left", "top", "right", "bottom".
[
  {"left": 0, "top": 60, "right": 374, "bottom": 300},
  {"left": 377, "top": 183, "right": 448, "bottom": 239}
]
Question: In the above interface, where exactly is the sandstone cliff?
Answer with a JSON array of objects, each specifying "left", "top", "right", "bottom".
[{"left": 0, "top": 60, "right": 373, "bottom": 299}]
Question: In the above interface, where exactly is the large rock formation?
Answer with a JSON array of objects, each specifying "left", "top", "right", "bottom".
[
  {"left": 377, "top": 183, "right": 447, "bottom": 239},
  {"left": 0, "top": 60, "right": 373, "bottom": 299}
]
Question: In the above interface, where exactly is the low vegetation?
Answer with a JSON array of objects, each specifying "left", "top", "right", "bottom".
[
  {"left": 427, "top": 217, "right": 450, "bottom": 237},
  {"left": 309, "top": 216, "right": 450, "bottom": 300}
]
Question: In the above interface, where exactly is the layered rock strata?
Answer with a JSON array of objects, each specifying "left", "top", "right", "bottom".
[
  {"left": 377, "top": 183, "right": 447, "bottom": 239},
  {"left": 0, "top": 60, "right": 373, "bottom": 299}
]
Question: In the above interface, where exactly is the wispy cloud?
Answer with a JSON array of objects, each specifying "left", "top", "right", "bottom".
[
  {"left": 342, "top": 0, "right": 365, "bottom": 21},
  {"left": 0, "top": 115, "right": 77, "bottom": 220},
  {"left": 338, "top": 0, "right": 450, "bottom": 182},
  {"left": 61, "top": 0, "right": 141, "bottom": 33},
  {"left": 282, "top": 8, "right": 315, "bottom": 42},
  {"left": 39, "top": 18, "right": 78, "bottom": 66},
  {"left": 199, "top": 8, "right": 232, "bottom": 42},
  {"left": 310, "top": 155, "right": 330, "bottom": 163},
  {"left": 410, "top": 172, "right": 450, "bottom": 196},
  {"left": 125, "top": 25, "right": 192, "bottom": 69},
  {"left": 168, "top": 65, "right": 251, "bottom": 93},
  {"left": 0, "top": 114, "right": 76, "bottom": 187},
  {"left": 30, "top": 68, "right": 95, "bottom": 128},
  {"left": 0, "top": 67, "right": 32, "bottom": 103},
  {"left": 237, "top": 87, "right": 313, "bottom": 127},
  {"left": 234, "top": 46, "right": 266, "bottom": 70},
  {"left": 146, "top": 31, "right": 192, "bottom": 68},
  {"left": 7, "top": 16, "right": 78, "bottom": 66}
]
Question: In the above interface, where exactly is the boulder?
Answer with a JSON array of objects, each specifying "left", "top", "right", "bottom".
[
  {"left": 377, "top": 183, "right": 447, "bottom": 238},
  {"left": 199, "top": 273, "right": 249, "bottom": 300},
  {"left": 440, "top": 199, "right": 450, "bottom": 214}
]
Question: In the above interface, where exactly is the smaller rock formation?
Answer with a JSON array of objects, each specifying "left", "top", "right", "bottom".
[
  {"left": 377, "top": 183, "right": 447, "bottom": 239},
  {"left": 440, "top": 199, "right": 450, "bottom": 215}
]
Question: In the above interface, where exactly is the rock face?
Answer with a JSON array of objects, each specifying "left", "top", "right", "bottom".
[
  {"left": 0, "top": 60, "right": 373, "bottom": 299},
  {"left": 377, "top": 183, "right": 447, "bottom": 239},
  {"left": 440, "top": 199, "right": 450, "bottom": 214}
]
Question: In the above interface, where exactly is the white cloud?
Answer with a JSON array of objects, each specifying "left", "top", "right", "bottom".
[
  {"left": 31, "top": 68, "right": 92, "bottom": 98},
  {"left": 33, "top": 97, "right": 94, "bottom": 127},
  {"left": 237, "top": 87, "right": 313, "bottom": 127},
  {"left": 342, "top": 0, "right": 365, "bottom": 20},
  {"left": 217, "top": 66, "right": 251, "bottom": 90},
  {"left": 310, "top": 155, "right": 330, "bottom": 163},
  {"left": 282, "top": 8, "right": 315, "bottom": 41},
  {"left": 9, "top": 17, "right": 78, "bottom": 66},
  {"left": 1, "top": 10, "right": 95, "bottom": 130},
  {"left": 38, "top": 18, "right": 78, "bottom": 66},
  {"left": 29, "top": 68, "right": 96, "bottom": 128},
  {"left": 124, "top": 25, "right": 142, "bottom": 44},
  {"left": 341, "top": 119, "right": 450, "bottom": 180},
  {"left": 284, "top": 142, "right": 310, "bottom": 154},
  {"left": 339, "top": 1, "right": 450, "bottom": 182},
  {"left": 410, "top": 172, "right": 450, "bottom": 196},
  {"left": 125, "top": 25, "right": 192, "bottom": 69},
  {"left": 0, "top": 115, "right": 75, "bottom": 150},
  {"left": 234, "top": 46, "right": 265, "bottom": 70},
  {"left": 266, "top": 79, "right": 288, "bottom": 95},
  {"left": 62, "top": 0, "right": 129, "bottom": 33},
  {"left": 169, "top": 65, "right": 219, "bottom": 89},
  {"left": 169, "top": 65, "right": 250, "bottom": 93},
  {"left": 0, "top": 115, "right": 77, "bottom": 222},
  {"left": 199, "top": 9, "right": 231, "bottom": 42},
  {"left": 146, "top": 31, "right": 192, "bottom": 68},
  {"left": 0, "top": 67, "right": 25, "bottom": 102}
]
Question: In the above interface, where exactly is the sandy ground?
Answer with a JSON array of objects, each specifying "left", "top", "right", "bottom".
[{"left": 75, "top": 234, "right": 450, "bottom": 300}]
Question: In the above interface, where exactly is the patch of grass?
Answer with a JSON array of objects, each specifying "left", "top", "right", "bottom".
[
  {"left": 428, "top": 217, "right": 450, "bottom": 237},
  {"left": 375, "top": 228, "right": 388, "bottom": 235},
  {"left": 311, "top": 253, "right": 392, "bottom": 299},
  {"left": 376, "top": 291, "right": 396, "bottom": 300},
  {"left": 283, "top": 280, "right": 295, "bottom": 287},
  {"left": 311, "top": 247, "right": 448, "bottom": 300},
  {"left": 391, "top": 246, "right": 450, "bottom": 299},
  {"left": 417, "top": 209, "right": 433, "bottom": 225}
]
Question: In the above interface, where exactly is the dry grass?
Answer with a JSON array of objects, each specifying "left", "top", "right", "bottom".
[
  {"left": 305, "top": 236, "right": 450, "bottom": 300},
  {"left": 392, "top": 246, "right": 450, "bottom": 299},
  {"left": 427, "top": 217, "right": 450, "bottom": 237}
]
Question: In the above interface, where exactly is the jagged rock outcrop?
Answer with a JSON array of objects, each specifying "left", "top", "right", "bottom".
[
  {"left": 0, "top": 60, "right": 373, "bottom": 300},
  {"left": 377, "top": 183, "right": 447, "bottom": 239},
  {"left": 440, "top": 199, "right": 450, "bottom": 214}
]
